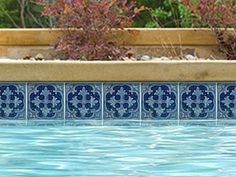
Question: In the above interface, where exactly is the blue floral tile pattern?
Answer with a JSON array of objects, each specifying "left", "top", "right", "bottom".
[
  {"left": 66, "top": 83, "right": 102, "bottom": 120},
  {"left": 104, "top": 83, "right": 139, "bottom": 119},
  {"left": 0, "top": 84, "right": 25, "bottom": 120},
  {"left": 218, "top": 84, "right": 236, "bottom": 119},
  {"left": 28, "top": 84, "right": 64, "bottom": 120},
  {"left": 2, "top": 82, "right": 236, "bottom": 121},
  {"left": 142, "top": 83, "right": 177, "bottom": 120},
  {"left": 180, "top": 83, "right": 216, "bottom": 119}
]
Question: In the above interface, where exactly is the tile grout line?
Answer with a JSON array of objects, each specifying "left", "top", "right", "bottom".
[
  {"left": 25, "top": 83, "right": 28, "bottom": 126},
  {"left": 63, "top": 83, "right": 66, "bottom": 126},
  {"left": 177, "top": 82, "right": 180, "bottom": 126},
  {"left": 101, "top": 82, "right": 104, "bottom": 126},
  {"left": 215, "top": 82, "right": 218, "bottom": 126},
  {"left": 139, "top": 83, "right": 142, "bottom": 126}
]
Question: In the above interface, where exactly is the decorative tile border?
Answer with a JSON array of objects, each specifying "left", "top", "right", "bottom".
[
  {"left": 180, "top": 83, "right": 216, "bottom": 120},
  {"left": 27, "top": 83, "right": 64, "bottom": 120},
  {"left": 66, "top": 83, "right": 102, "bottom": 120},
  {"left": 142, "top": 83, "right": 177, "bottom": 120},
  {"left": 0, "top": 84, "right": 26, "bottom": 120},
  {"left": 0, "top": 82, "right": 236, "bottom": 122},
  {"left": 218, "top": 83, "right": 236, "bottom": 119},
  {"left": 104, "top": 83, "right": 140, "bottom": 120}
]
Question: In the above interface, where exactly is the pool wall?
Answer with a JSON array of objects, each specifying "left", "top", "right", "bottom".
[
  {"left": 0, "top": 29, "right": 236, "bottom": 122},
  {"left": 0, "top": 78, "right": 235, "bottom": 121}
]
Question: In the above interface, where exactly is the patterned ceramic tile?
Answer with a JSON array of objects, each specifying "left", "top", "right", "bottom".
[
  {"left": 104, "top": 83, "right": 140, "bottom": 119},
  {"left": 180, "top": 83, "right": 216, "bottom": 119},
  {"left": 66, "top": 83, "right": 102, "bottom": 120},
  {"left": 28, "top": 84, "right": 64, "bottom": 120},
  {"left": 0, "top": 84, "right": 26, "bottom": 120},
  {"left": 218, "top": 83, "right": 236, "bottom": 119},
  {"left": 142, "top": 83, "right": 177, "bottom": 120}
]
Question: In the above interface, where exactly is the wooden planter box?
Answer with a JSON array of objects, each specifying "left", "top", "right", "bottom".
[
  {"left": 0, "top": 28, "right": 230, "bottom": 59},
  {"left": 0, "top": 28, "right": 235, "bottom": 82}
]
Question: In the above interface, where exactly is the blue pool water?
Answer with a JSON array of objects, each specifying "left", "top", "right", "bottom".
[{"left": 1, "top": 122, "right": 236, "bottom": 177}]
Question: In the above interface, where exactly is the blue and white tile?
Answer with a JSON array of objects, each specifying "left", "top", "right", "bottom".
[
  {"left": 28, "top": 83, "right": 64, "bottom": 120},
  {"left": 66, "top": 83, "right": 102, "bottom": 120},
  {"left": 180, "top": 83, "right": 216, "bottom": 120},
  {"left": 218, "top": 83, "right": 236, "bottom": 119},
  {"left": 0, "top": 84, "right": 26, "bottom": 120},
  {"left": 142, "top": 83, "right": 177, "bottom": 120},
  {"left": 104, "top": 83, "right": 140, "bottom": 120}
]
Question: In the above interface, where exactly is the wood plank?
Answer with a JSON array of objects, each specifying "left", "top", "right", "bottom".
[{"left": 0, "top": 28, "right": 226, "bottom": 46}]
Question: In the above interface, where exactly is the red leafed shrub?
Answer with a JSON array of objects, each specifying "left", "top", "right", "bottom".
[
  {"left": 39, "top": 0, "right": 144, "bottom": 60},
  {"left": 183, "top": 0, "right": 236, "bottom": 60}
]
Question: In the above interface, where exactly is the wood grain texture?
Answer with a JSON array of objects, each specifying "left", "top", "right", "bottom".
[{"left": 0, "top": 28, "right": 228, "bottom": 46}]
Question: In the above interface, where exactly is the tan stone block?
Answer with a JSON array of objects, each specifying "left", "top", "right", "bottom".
[{"left": 0, "top": 61, "right": 235, "bottom": 82}]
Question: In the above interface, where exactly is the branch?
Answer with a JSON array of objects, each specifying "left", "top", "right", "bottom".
[{"left": 17, "top": 0, "right": 26, "bottom": 28}]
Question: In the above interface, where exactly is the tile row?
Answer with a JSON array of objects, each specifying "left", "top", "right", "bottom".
[{"left": 0, "top": 83, "right": 236, "bottom": 120}]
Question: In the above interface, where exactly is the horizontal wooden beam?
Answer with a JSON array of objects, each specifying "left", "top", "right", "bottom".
[
  {"left": 0, "top": 28, "right": 226, "bottom": 46},
  {"left": 0, "top": 60, "right": 236, "bottom": 82}
]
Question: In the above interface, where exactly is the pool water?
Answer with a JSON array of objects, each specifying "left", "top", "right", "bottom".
[{"left": 1, "top": 123, "right": 236, "bottom": 177}]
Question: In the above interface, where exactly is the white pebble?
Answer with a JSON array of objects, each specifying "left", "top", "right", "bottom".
[
  {"left": 184, "top": 54, "right": 198, "bottom": 60},
  {"left": 160, "top": 56, "right": 170, "bottom": 61},
  {"left": 140, "top": 55, "right": 151, "bottom": 61}
]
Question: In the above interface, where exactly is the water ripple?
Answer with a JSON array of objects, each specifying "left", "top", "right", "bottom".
[{"left": 0, "top": 125, "right": 236, "bottom": 176}]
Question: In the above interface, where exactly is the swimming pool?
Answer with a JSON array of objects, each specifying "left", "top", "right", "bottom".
[{"left": 1, "top": 122, "right": 236, "bottom": 177}]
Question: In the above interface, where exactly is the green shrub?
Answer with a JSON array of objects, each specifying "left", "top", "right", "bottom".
[
  {"left": 133, "top": 0, "right": 193, "bottom": 27},
  {"left": 0, "top": 0, "right": 204, "bottom": 28},
  {"left": 0, "top": 0, "right": 50, "bottom": 28}
]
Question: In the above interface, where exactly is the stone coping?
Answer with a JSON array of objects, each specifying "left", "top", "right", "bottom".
[{"left": 0, "top": 60, "right": 235, "bottom": 82}]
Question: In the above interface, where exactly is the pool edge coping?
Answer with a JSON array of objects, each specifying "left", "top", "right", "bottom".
[{"left": 0, "top": 60, "right": 235, "bottom": 82}]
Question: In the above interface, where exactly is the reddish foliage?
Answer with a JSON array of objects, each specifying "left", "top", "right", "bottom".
[
  {"left": 183, "top": 0, "right": 236, "bottom": 28},
  {"left": 183, "top": 0, "right": 236, "bottom": 60},
  {"left": 39, "top": 0, "right": 144, "bottom": 60}
]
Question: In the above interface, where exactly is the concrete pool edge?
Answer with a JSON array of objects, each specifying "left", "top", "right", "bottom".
[{"left": 0, "top": 60, "right": 236, "bottom": 82}]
